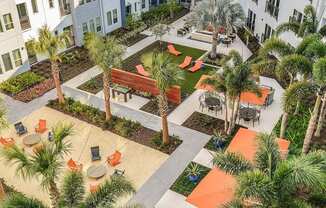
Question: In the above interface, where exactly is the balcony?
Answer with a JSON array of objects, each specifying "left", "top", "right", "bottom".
[
  {"left": 265, "top": 2, "right": 279, "bottom": 20},
  {"left": 19, "top": 16, "right": 31, "bottom": 30}
]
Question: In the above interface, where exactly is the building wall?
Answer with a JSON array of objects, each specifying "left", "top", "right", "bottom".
[{"left": 0, "top": 0, "right": 29, "bottom": 81}]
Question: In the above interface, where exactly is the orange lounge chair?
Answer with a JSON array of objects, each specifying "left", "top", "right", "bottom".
[
  {"left": 107, "top": 151, "right": 121, "bottom": 167},
  {"left": 179, "top": 56, "right": 192, "bottom": 69},
  {"left": 189, "top": 60, "right": 203, "bottom": 72},
  {"left": 136, "top": 65, "right": 150, "bottom": 77},
  {"left": 67, "top": 158, "right": 83, "bottom": 172},
  {"left": 90, "top": 183, "right": 99, "bottom": 193},
  {"left": 168, "top": 45, "right": 182, "bottom": 56},
  {"left": 35, "top": 119, "right": 47, "bottom": 134},
  {"left": 0, "top": 137, "right": 15, "bottom": 148}
]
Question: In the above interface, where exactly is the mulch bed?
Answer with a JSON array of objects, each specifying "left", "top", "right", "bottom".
[
  {"left": 77, "top": 74, "right": 103, "bottom": 94},
  {"left": 110, "top": 27, "right": 148, "bottom": 47},
  {"left": 140, "top": 98, "right": 178, "bottom": 116}
]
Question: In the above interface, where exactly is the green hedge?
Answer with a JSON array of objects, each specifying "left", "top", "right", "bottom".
[
  {"left": 0, "top": 72, "right": 45, "bottom": 94},
  {"left": 141, "top": 4, "right": 183, "bottom": 26}
]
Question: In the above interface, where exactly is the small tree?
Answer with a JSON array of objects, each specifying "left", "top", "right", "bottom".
[
  {"left": 166, "top": 0, "right": 178, "bottom": 19},
  {"left": 150, "top": 23, "right": 170, "bottom": 50}
]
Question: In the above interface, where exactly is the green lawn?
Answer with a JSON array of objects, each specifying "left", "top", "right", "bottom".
[{"left": 122, "top": 41, "right": 216, "bottom": 95}]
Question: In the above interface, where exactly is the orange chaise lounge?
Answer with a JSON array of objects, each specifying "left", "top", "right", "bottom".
[
  {"left": 136, "top": 65, "right": 150, "bottom": 77},
  {"left": 189, "top": 60, "right": 203, "bottom": 72},
  {"left": 67, "top": 158, "right": 83, "bottom": 172},
  {"left": 167, "top": 44, "right": 182, "bottom": 56},
  {"left": 179, "top": 56, "right": 193, "bottom": 69},
  {"left": 0, "top": 137, "right": 15, "bottom": 148},
  {"left": 107, "top": 150, "right": 122, "bottom": 167},
  {"left": 35, "top": 119, "right": 47, "bottom": 134}
]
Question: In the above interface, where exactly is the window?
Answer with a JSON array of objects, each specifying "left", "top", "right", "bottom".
[
  {"left": 246, "top": 9, "right": 256, "bottom": 32},
  {"left": 263, "top": 24, "right": 274, "bottom": 42},
  {"left": 0, "top": 20, "right": 3, "bottom": 32},
  {"left": 12, "top": 49, "right": 22, "bottom": 67},
  {"left": 31, "top": 0, "right": 38, "bottom": 13},
  {"left": 95, "top": 17, "right": 101, "bottom": 32},
  {"left": 292, "top": 9, "right": 303, "bottom": 23},
  {"left": 82, "top": 22, "right": 88, "bottom": 34},
  {"left": 113, "top": 9, "right": 118, "bottom": 24},
  {"left": 86, "top": 0, "right": 91, "bottom": 2},
  {"left": 49, "top": 0, "right": 54, "bottom": 8},
  {"left": 134, "top": 3, "right": 137, "bottom": 12},
  {"left": 3, "top": 14, "right": 14, "bottom": 30},
  {"left": 79, "top": 0, "right": 84, "bottom": 5},
  {"left": 107, "top": 11, "right": 112, "bottom": 26},
  {"left": 2, "top": 53, "right": 13, "bottom": 71},
  {"left": 89, "top": 19, "right": 95, "bottom": 32},
  {"left": 142, "top": 0, "right": 146, "bottom": 9}
]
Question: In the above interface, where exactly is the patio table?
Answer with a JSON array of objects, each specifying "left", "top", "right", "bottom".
[
  {"left": 205, "top": 97, "right": 221, "bottom": 107},
  {"left": 111, "top": 84, "right": 132, "bottom": 102},
  {"left": 87, "top": 164, "right": 107, "bottom": 179},
  {"left": 239, "top": 107, "right": 257, "bottom": 121},
  {"left": 23, "top": 134, "right": 41, "bottom": 146}
]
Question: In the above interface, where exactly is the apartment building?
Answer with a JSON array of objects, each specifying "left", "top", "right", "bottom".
[
  {"left": 0, "top": 0, "right": 163, "bottom": 81},
  {"left": 239, "top": 0, "right": 326, "bottom": 47}
]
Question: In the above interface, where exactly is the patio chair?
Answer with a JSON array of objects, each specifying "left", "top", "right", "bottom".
[
  {"left": 14, "top": 122, "right": 27, "bottom": 136},
  {"left": 91, "top": 146, "right": 101, "bottom": 161},
  {"left": 113, "top": 169, "right": 125, "bottom": 177},
  {"left": 35, "top": 119, "right": 47, "bottom": 134},
  {"left": 107, "top": 150, "right": 121, "bottom": 167},
  {"left": 167, "top": 44, "right": 182, "bottom": 56},
  {"left": 136, "top": 65, "right": 150, "bottom": 77},
  {"left": 0, "top": 137, "right": 15, "bottom": 148},
  {"left": 179, "top": 56, "right": 193, "bottom": 69},
  {"left": 253, "top": 109, "right": 261, "bottom": 127},
  {"left": 266, "top": 88, "right": 275, "bottom": 106},
  {"left": 67, "top": 158, "right": 83, "bottom": 172},
  {"left": 189, "top": 60, "right": 203, "bottom": 72}
]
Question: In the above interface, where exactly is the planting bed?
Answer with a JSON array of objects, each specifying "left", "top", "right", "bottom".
[{"left": 140, "top": 98, "right": 177, "bottom": 116}]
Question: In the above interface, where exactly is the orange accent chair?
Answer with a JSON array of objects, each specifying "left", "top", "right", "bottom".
[
  {"left": 179, "top": 56, "right": 193, "bottom": 69},
  {"left": 0, "top": 137, "right": 15, "bottom": 148},
  {"left": 90, "top": 183, "right": 99, "bottom": 193},
  {"left": 107, "top": 151, "right": 121, "bottom": 167},
  {"left": 168, "top": 45, "right": 182, "bottom": 56},
  {"left": 189, "top": 60, "right": 203, "bottom": 72},
  {"left": 35, "top": 119, "right": 47, "bottom": 134},
  {"left": 136, "top": 65, "right": 150, "bottom": 77},
  {"left": 67, "top": 158, "right": 83, "bottom": 172}
]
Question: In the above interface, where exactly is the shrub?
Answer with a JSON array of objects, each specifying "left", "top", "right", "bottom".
[
  {"left": 114, "top": 118, "right": 141, "bottom": 137},
  {"left": 0, "top": 72, "right": 45, "bottom": 94},
  {"left": 141, "top": 4, "right": 183, "bottom": 26}
]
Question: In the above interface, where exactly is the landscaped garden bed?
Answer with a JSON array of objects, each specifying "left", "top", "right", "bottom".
[
  {"left": 170, "top": 162, "right": 210, "bottom": 196},
  {"left": 110, "top": 27, "right": 148, "bottom": 47},
  {"left": 140, "top": 98, "right": 177, "bottom": 116},
  {"left": 77, "top": 74, "right": 102, "bottom": 94},
  {"left": 47, "top": 98, "right": 182, "bottom": 154}
]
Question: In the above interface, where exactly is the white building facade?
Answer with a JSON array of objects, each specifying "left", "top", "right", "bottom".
[{"left": 239, "top": 0, "right": 326, "bottom": 47}]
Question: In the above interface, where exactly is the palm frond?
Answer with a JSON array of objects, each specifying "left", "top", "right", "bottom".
[
  {"left": 295, "top": 34, "right": 322, "bottom": 55},
  {"left": 275, "top": 22, "right": 300, "bottom": 36},
  {"left": 222, "top": 199, "right": 244, "bottom": 208},
  {"left": 313, "top": 57, "right": 326, "bottom": 87},
  {"left": 259, "top": 37, "right": 294, "bottom": 58},
  {"left": 212, "top": 151, "right": 253, "bottom": 175},
  {"left": 52, "top": 122, "right": 74, "bottom": 156},
  {"left": 59, "top": 171, "right": 85, "bottom": 208},
  {"left": 0, "top": 193, "right": 47, "bottom": 208}
]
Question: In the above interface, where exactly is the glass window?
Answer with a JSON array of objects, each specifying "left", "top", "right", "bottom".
[
  {"left": 0, "top": 20, "right": 3, "bottom": 32},
  {"left": 86, "top": 0, "right": 91, "bottom": 2},
  {"left": 95, "top": 17, "right": 101, "bottom": 32},
  {"left": 82, "top": 22, "right": 88, "bottom": 34},
  {"left": 113, "top": 9, "right": 118, "bottom": 24},
  {"left": 12, "top": 49, "right": 23, "bottom": 67},
  {"left": 79, "top": 0, "right": 84, "bottom": 5},
  {"left": 142, "top": 0, "right": 146, "bottom": 9},
  {"left": 89, "top": 19, "right": 95, "bottom": 32},
  {"left": 2, "top": 53, "right": 13, "bottom": 71},
  {"left": 49, "top": 0, "right": 54, "bottom": 8},
  {"left": 107, "top": 11, "right": 112, "bottom": 26},
  {"left": 134, "top": 3, "right": 137, "bottom": 12},
  {"left": 3, "top": 14, "right": 14, "bottom": 30},
  {"left": 31, "top": 0, "right": 38, "bottom": 13}
]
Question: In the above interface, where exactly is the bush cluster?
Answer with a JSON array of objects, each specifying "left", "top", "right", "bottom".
[
  {"left": 0, "top": 72, "right": 45, "bottom": 95},
  {"left": 141, "top": 4, "right": 183, "bottom": 26}
]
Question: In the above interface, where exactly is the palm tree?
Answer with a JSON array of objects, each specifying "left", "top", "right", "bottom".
[
  {"left": 276, "top": 5, "right": 326, "bottom": 38},
  {"left": 303, "top": 57, "right": 326, "bottom": 154},
  {"left": 0, "top": 123, "right": 74, "bottom": 208},
  {"left": 166, "top": 0, "right": 178, "bottom": 19},
  {"left": 213, "top": 134, "right": 326, "bottom": 207},
  {"left": 1, "top": 193, "right": 47, "bottom": 208},
  {"left": 191, "top": 0, "right": 245, "bottom": 59},
  {"left": 31, "top": 26, "right": 70, "bottom": 104},
  {"left": 84, "top": 33, "right": 125, "bottom": 121},
  {"left": 145, "top": 52, "right": 183, "bottom": 144}
]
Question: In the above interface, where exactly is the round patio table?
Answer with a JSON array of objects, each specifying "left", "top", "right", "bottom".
[
  {"left": 205, "top": 97, "right": 221, "bottom": 107},
  {"left": 87, "top": 164, "right": 107, "bottom": 179},
  {"left": 23, "top": 134, "right": 41, "bottom": 146},
  {"left": 239, "top": 107, "right": 257, "bottom": 121}
]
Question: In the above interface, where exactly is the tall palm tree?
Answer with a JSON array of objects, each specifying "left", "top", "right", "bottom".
[
  {"left": 276, "top": 5, "right": 326, "bottom": 38},
  {"left": 191, "top": 0, "right": 245, "bottom": 59},
  {"left": 303, "top": 57, "right": 326, "bottom": 154},
  {"left": 0, "top": 123, "right": 74, "bottom": 208},
  {"left": 84, "top": 33, "right": 125, "bottom": 121},
  {"left": 31, "top": 26, "right": 70, "bottom": 104},
  {"left": 145, "top": 52, "right": 183, "bottom": 144},
  {"left": 213, "top": 134, "right": 326, "bottom": 207}
]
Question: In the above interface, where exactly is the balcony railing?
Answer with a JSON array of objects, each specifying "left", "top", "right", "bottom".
[
  {"left": 19, "top": 16, "right": 31, "bottom": 30},
  {"left": 265, "top": 2, "right": 279, "bottom": 20}
]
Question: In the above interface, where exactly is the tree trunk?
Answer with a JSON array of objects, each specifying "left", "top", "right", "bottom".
[
  {"left": 49, "top": 180, "right": 60, "bottom": 208},
  {"left": 280, "top": 112, "right": 289, "bottom": 139},
  {"left": 224, "top": 94, "right": 229, "bottom": 133},
  {"left": 315, "top": 95, "right": 326, "bottom": 137},
  {"left": 227, "top": 98, "right": 236, "bottom": 135},
  {"left": 0, "top": 181, "right": 5, "bottom": 200},
  {"left": 51, "top": 61, "right": 65, "bottom": 104},
  {"left": 210, "top": 30, "right": 218, "bottom": 59},
  {"left": 229, "top": 96, "right": 240, "bottom": 133},
  {"left": 302, "top": 94, "right": 322, "bottom": 154},
  {"left": 103, "top": 71, "right": 112, "bottom": 121},
  {"left": 158, "top": 92, "right": 169, "bottom": 145}
]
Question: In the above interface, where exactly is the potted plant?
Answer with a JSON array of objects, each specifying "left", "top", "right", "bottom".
[
  {"left": 186, "top": 163, "right": 203, "bottom": 182},
  {"left": 212, "top": 130, "right": 226, "bottom": 149}
]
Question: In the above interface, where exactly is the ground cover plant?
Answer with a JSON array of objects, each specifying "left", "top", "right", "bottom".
[
  {"left": 47, "top": 98, "right": 181, "bottom": 154},
  {"left": 170, "top": 162, "right": 210, "bottom": 196},
  {"left": 140, "top": 98, "right": 177, "bottom": 116}
]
